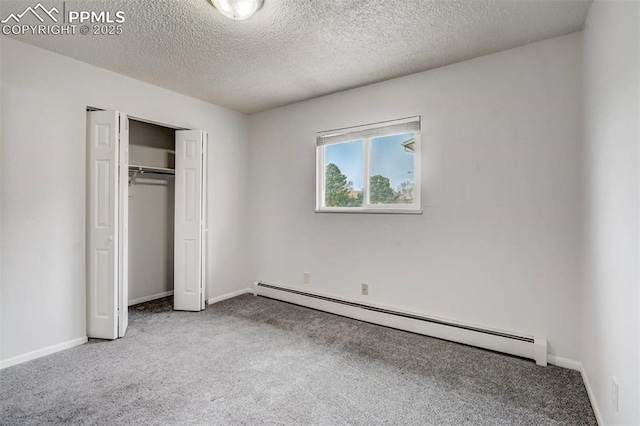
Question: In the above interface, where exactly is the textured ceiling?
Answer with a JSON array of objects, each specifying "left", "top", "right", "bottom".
[{"left": 1, "top": 0, "right": 592, "bottom": 114}]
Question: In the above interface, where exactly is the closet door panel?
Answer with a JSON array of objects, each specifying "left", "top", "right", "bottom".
[
  {"left": 87, "top": 111, "right": 120, "bottom": 339},
  {"left": 118, "top": 114, "right": 129, "bottom": 337},
  {"left": 174, "top": 130, "right": 206, "bottom": 311}
]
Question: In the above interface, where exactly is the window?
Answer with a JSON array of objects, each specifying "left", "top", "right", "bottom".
[{"left": 316, "top": 116, "right": 421, "bottom": 213}]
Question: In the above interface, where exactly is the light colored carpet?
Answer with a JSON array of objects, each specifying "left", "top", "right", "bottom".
[{"left": 1, "top": 295, "right": 596, "bottom": 425}]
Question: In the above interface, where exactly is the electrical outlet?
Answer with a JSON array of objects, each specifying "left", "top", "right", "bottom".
[
  {"left": 612, "top": 377, "right": 619, "bottom": 412},
  {"left": 303, "top": 272, "right": 310, "bottom": 284},
  {"left": 361, "top": 283, "right": 369, "bottom": 296}
]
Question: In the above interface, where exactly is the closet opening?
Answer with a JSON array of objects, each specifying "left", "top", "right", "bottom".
[
  {"left": 127, "top": 119, "right": 176, "bottom": 312},
  {"left": 86, "top": 108, "right": 208, "bottom": 340}
]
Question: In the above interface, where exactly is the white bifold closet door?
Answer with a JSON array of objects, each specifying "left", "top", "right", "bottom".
[
  {"left": 87, "top": 110, "right": 123, "bottom": 339},
  {"left": 174, "top": 130, "right": 208, "bottom": 312}
]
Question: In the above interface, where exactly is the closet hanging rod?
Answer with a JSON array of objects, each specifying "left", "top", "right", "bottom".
[{"left": 128, "top": 165, "right": 175, "bottom": 176}]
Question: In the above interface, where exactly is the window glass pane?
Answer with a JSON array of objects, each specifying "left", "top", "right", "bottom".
[
  {"left": 369, "top": 132, "right": 415, "bottom": 205},
  {"left": 325, "top": 140, "right": 363, "bottom": 207}
]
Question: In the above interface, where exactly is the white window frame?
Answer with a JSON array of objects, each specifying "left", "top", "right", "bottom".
[{"left": 316, "top": 116, "right": 421, "bottom": 214}]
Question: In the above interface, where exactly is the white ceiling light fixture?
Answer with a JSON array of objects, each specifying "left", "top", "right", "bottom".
[{"left": 210, "top": 0, "right": 264, "bottom": 20}]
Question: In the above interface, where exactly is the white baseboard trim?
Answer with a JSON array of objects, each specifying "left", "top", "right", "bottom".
[
  {"left": 128, "top": 290, "right": 174, "bottom": 306},
  {"left": 254, "top": 281, "right": 545, "bottom": 364},
  {"left": 208, "top": 288, "right": 254, "bottom": 305},
  {"left": 0, "top": 336, "right": 88, "bottom": 370},
  {"left": 546, "top": 355, "right": 601, "bottom": 425},
  {"left": 580, "top": 364, "right": 604, "bottom": 426},
  {"left": 547, "top": 354, "right": 581, "bottom": 371}
]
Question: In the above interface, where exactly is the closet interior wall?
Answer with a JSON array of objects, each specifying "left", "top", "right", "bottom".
[{"left": 128, "top": 120, "right": 176, "bottom": 305}]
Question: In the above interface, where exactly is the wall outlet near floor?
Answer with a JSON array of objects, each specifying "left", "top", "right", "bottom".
[
  {"left": 361, "top": 283, "right": 369, "bottom": 296},
  {"left": 612, "top": 377, "right": 619, "bottom": 411},
  {"left": 303, "top": 272, "right": 310, "bottom": 284}
]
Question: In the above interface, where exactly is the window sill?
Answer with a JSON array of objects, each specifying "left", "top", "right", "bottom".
[{"left": 315, "top": 208, "right": 423, "bottom": 215}]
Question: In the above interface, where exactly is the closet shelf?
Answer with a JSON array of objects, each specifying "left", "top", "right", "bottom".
[{"left": 128, "top": 165, "right": 175, "bottom": 176}]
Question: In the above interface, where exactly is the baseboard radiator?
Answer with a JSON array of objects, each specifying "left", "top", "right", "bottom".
[{"left": 254, "top": 282, "right": 547, "bottom": 366}]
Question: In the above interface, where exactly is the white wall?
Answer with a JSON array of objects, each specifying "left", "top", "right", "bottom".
[
  {"left": 248, "top": 33, "right": 584, "bottom": 361},
  {"left": 0, "top": 37, "right": 250, "bottom": 361},
  {"left": 128, "top": 120, "right": 176, "bottom": 304},
  {"left": 581, "top": 1, "right": 640, "bottom": 424}
]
